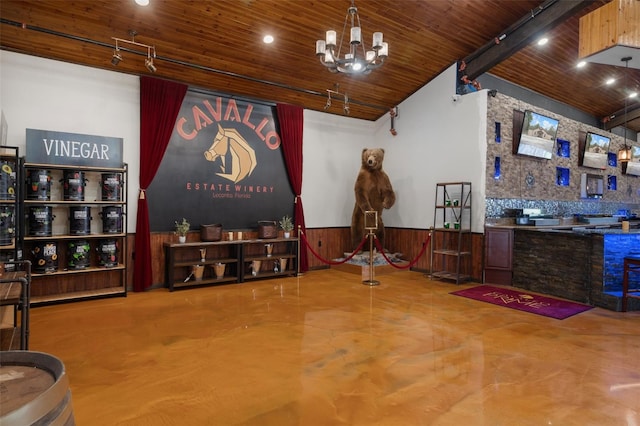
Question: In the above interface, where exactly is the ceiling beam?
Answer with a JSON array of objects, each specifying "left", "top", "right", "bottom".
[
  {"left": 603, "top": 104, "right": 640, "bottom": 130},
  {"left": 462, "top": 0, "right": 596, "bottom": 81}
]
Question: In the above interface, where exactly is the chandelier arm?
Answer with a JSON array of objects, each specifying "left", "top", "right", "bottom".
[
  {"left": 365, "top": 59, "right": 385, "bottom": 70},
  {"left": 319, "top": 56, "right": 335, "bottom": 68}
]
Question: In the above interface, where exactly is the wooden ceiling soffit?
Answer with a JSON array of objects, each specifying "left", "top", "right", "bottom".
[
  {"left": 461, "top": 0, "right": 596, "bottom": 81},
  {"left": 603, "top": 104, "right": 640, "bottom": 131}
]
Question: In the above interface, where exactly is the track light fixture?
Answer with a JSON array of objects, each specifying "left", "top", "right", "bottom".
[
  {"left": 145, "top": 57, "right": 156, "bottom": 73},
  {"left": 110, "top": 30, "right": 157, "bottom": 72},
  {"left": 111, "top": 49, "right": 122, "bottom": 66},
  {"left": 324, "top": 84, "right": 350, "bottom": 115}
]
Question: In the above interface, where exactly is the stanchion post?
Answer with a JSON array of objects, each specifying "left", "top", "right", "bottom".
[
  {"left": 428, "top": 226, "right": 434, "bottom": 280},
  {"left": 296, "top": 225, "right": 302, "bottom": 276},
  {"left": 363, "top": 210, "right": 380, "bottom": 286}
]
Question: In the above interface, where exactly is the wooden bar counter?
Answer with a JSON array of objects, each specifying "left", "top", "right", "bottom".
[{"left": 486, "top": 222, "right": 640, "bottom": 311}]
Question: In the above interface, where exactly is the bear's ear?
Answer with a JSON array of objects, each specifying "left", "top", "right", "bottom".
[
  {"left": 380, "top": 148, "right": 385, "bottom": 154},
  {"left": 362, "top": 148, "right": 368, "bottom": 154}
]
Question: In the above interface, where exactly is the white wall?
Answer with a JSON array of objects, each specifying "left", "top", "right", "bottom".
[
  {"left": 1, "top": 52, "right": 488, "bottom": 233},
  {"left": 301, "top": 111, "right": 374, "bottom": 227},
  {"left": 0, "top": 51, "right": 141, "bottom": 229},
  {"left": 372, "top": 65, "right": 487, "bottom": 232}
]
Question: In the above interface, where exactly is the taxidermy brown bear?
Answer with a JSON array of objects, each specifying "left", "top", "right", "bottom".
[{"left": 350, "top": 148, "right": 396, "bottom": 251}]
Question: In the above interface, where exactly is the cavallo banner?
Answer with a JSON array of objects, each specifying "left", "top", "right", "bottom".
[{"left": 147, "top": 91, "right": 294, "bottom": 232}]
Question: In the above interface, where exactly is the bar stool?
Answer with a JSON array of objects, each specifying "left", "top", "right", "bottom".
[{"left": 622, "top": 255, "right": 640, "bottom": 312}]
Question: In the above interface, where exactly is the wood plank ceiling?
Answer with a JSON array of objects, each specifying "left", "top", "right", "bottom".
[{"left": 1, "top": 0, "right": 639, "bottom": 132}]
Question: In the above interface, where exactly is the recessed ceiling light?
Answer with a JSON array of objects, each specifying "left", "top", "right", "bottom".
[
  {"left": 605, "top": 77, "right": 615, "bottom": 85},
  {"left": 576, "top": 61, "right": 587, "bottom": 68},
  {"left": 135, "top": 0, "right": 149, "bottom": 5},
  {"left": 537, "top": 37, "right": 548, "bottom": 46},
  {"left": 263, "top": 35, "right": 274, "bottom": 44},
  {"left": 630, "top": 92, "right": 638, "bottom": 99}
]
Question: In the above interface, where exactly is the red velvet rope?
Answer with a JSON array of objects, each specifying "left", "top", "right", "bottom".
[
  {"left": 374, "top": 233, "right": 431, "bottom": 269},
  {"left": 300, "top": 231, "right": 431, "bottom": 269},
  {"left": 300, "top": 231, "right": 368, "bottom": 265}
]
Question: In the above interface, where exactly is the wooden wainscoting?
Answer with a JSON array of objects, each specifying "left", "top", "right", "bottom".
[
  {"left": 303, "top": 227, "right": 483, "bottom": 282},
  {"left": 138, "top": 228, "right": 484, "bottom": 289},
  {"left": 303, "top": 228, "right": 351, "bottom": 270}
]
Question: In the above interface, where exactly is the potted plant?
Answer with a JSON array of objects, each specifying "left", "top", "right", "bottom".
[
  {"left": 174, "top": 218, "right": 190, "bottom": 243},
  {"left": 279, "top": 215, "right": 294, "bottom": 238}
]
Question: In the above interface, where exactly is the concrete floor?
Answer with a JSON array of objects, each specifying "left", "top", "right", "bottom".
[{"left": 14, "top": 269, "right": 640, "bottom": 425}]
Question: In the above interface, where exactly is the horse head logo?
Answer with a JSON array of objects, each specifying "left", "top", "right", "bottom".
[{"left": 204, "top": 124, "right": 257, "bottom": 183}]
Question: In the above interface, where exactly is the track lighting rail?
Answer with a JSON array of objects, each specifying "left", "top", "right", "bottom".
[{"left": 111, "top": 31, "right": 156, "bottom": 72}]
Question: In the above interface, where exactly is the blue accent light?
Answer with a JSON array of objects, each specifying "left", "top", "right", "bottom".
[
  {"left": 556, "top": 139, "right": 570, "bottom": 158},
  {"left": 556, "top": 167, "right": 570, "bottom": 186}
]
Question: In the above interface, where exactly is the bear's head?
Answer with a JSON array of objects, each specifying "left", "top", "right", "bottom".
[{"left": 361, "top": 148, "right": 385, "bottom": 171}]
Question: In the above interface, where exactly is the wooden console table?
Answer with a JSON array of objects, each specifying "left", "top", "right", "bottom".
[{"left": 164, "top": 238, "right": 299, "bottom": 291}]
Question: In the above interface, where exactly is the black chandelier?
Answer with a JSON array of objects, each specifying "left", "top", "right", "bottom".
[{"left": 315, "top": 0, "right": 388, "bottom": 75}]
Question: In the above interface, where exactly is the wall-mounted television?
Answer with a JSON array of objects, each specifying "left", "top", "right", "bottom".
[
  {"left": 513, "top": 110, "right": 559, "bottom": 159},
  {"left": 623, "top": 146, "right": 640, "bottom": 176},
  {"left": 580, "top": 131, "right": 610, "bottom": 169}
]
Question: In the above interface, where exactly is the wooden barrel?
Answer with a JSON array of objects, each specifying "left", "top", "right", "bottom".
[{"left": 0, "top": 351, "right": 75, "bottom": 425}]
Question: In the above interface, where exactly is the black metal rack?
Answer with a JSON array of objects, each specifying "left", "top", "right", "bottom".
[{"left": 430, "top": 182, "right": 472, "bottom": 284}]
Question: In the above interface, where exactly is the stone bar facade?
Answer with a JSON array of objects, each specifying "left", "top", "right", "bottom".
[{"left": 512, "top": 228, "right": 640, "bottom": 311}]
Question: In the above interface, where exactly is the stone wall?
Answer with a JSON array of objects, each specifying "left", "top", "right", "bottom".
[
  {"left": 512, "top": 229, "right": 640, "bottom": 311},
  {"left": 485, "top": 93, "right": 639, "bottom": 218},
  {"left": 513, "top": 229, "right": 593, "bottom": 305}
]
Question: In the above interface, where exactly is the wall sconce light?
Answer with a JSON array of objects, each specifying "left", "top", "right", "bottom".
[{"left": 111, "top": 30, "right": 157, "bottom": 72}]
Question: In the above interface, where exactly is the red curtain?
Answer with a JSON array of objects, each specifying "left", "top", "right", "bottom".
[
  {"left": 133, "top": 77, "right": 188, "bottom": 291},
  {"left": 276, "top": 103, "right": 308, "bottom": 272}
]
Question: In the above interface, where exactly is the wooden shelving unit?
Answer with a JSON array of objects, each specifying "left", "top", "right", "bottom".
[
  {"left": 240, "top": 238, "right": 298, "bottom": 282},
  {"left": 164, "top": 238, "right": 299, "bottom": 291},
  {"left": 22, "top": 162, "right": 128, "bottom": 305},
  {"left": 430, "top": 182, "right": 472, "bottom": 284}
]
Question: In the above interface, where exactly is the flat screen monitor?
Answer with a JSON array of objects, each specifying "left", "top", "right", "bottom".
[
  {"left": 624, "top": 146, "right": 640, "bottom": 176},
  {"left": 516, "top": 110, "right": 559, "bottom": 159},
  {"left": 581, "top": 131, "right": 610, "bottom": 169}
]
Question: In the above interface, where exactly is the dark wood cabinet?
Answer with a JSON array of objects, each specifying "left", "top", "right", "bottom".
[
  {"left": 164, "top": 238, "right": 298, "bottom": 291},
  {"left": 484, "top": 226, "right": 513, "bottom": 285}
]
